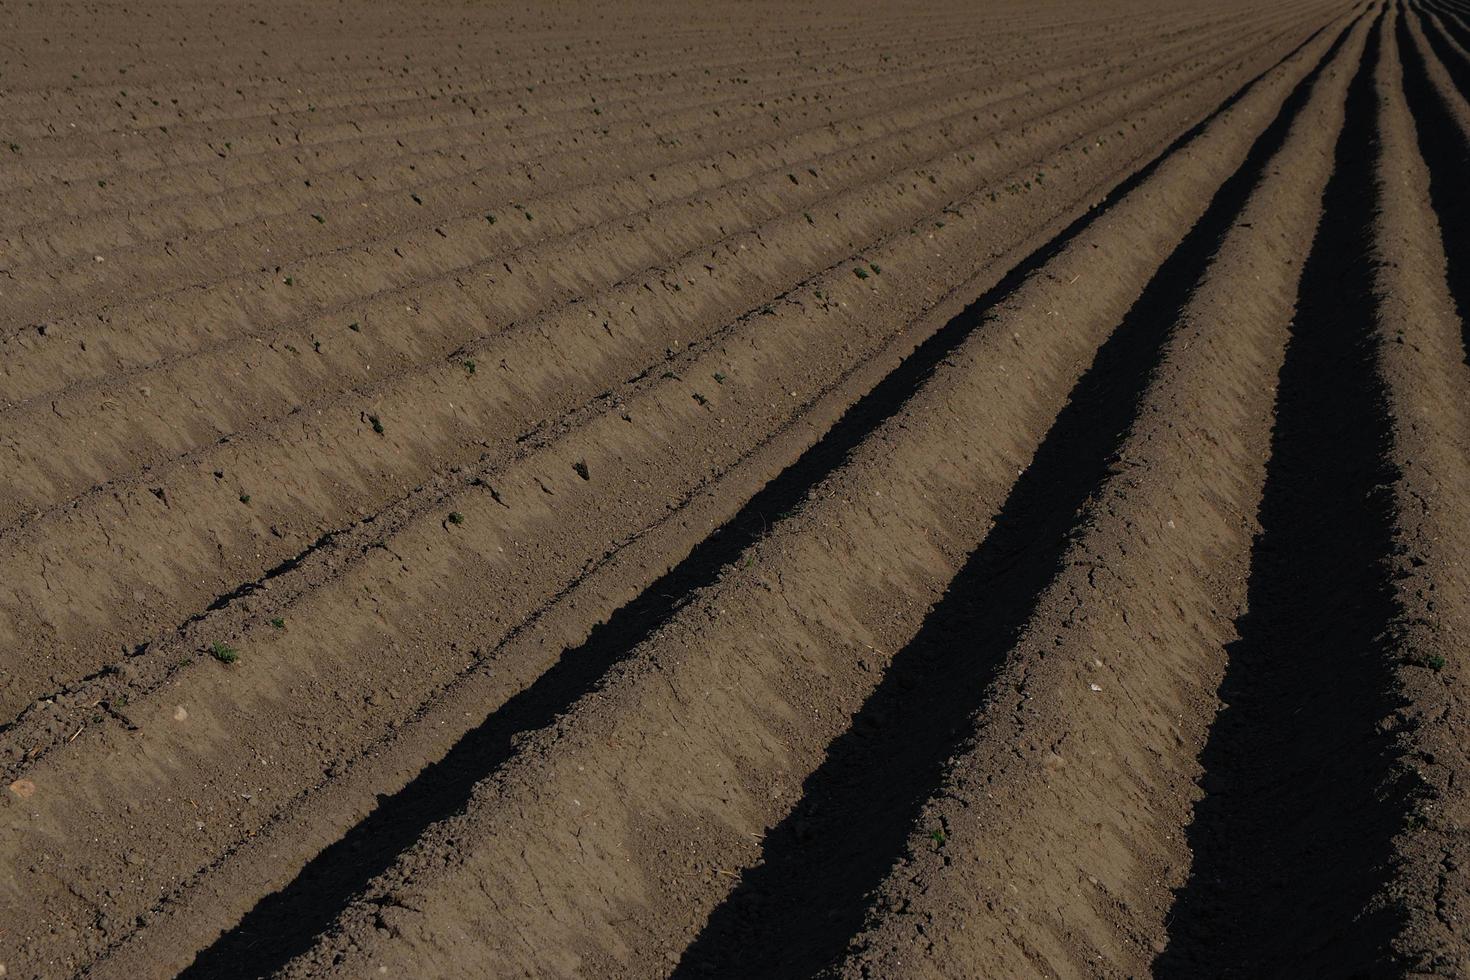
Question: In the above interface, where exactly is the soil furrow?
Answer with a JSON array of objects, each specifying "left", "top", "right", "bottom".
[
  {"left": 0, "top": 18, "right": 1229, "bottom": 258},
  {"left": 181, "top": 23, "right": 1343, "bottom": 971},
  {"left": 1155, "top": 12, "right": 1406, "bottom": 975},
  {"left": 0, "top": 27, "right": 1301, "bottom": 723},
  {"left": 0, "top": 16, "right": 1195, "bottom": 223},
  {"left": 0, "top": 34, "right": 1306, "bottom": 975},
  {"left": 11, "top": 1, "right": 1454, "bottom": 977},
  {"left": 1400, "top": 6, "right": 1470, "bottom": 364},
  {"left": 677, "top": 13, "right": 1360, "bottom": 977},
  {"left": 222, "top": 13, "right": 1353, "bottom": 977},
  {"left": 0, "top": 9, "right": 1298, "bottom": 412},
  {"left": 835, "top": 10, "right": 1365, "bottom": 976},
  {"left": 0, "top": 19, "right": 1265, "bottom": 421},
  {"left": 1353, "top": 4, "right": 1470, "bottom": 971}
]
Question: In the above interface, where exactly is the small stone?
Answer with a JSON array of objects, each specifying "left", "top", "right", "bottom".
[
  {"left": 8, "top": 779, "right": 36, "bottom": 799},
  {"left": 173, "top": 706, "right": 188, "bottom": 721}
]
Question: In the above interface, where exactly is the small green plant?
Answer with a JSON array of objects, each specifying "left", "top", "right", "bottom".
[
  {"left": 239, "top": 493, "right": 251, "bottom": 504},
  {"left": 692, "top": 392, "right": 709, "bottom": 406},
  {"left": 283, "top": 276, "right": 294, "bottom": 286},
  {"left": 929, "top": 827, "right": 946, "bottom": 845},
  {"left": 853, "top": 267, "right": 869, "bottom": 280},
  {"left": 869, "top": 263, "right": 882, "bottom": 276},
  {"left": 447, "top": 511, "right": 465, "bottom": 525},
  {"left": 348, "top": 322, "right": 361, "bottom": 332},
  {"left": 1426, "top": 654, "right": 1447, "bottom": 671},
  {"left": 485, "top": 214, "right": 496, "bottom": 224},
  {"left": 270, "top": 617, "right": 286, "bottom": 629},
  {"left": 464, "top": 359, "right": 477, "bottom": 374},
  {"left": 369, "top": 414, "right": 385, "bottom": 435},
  {"left": 311, "top": 214, "right": 325, "bottom": 224},
  {"left": 713, "top": 372, "right": 726, "bottom": 384},
  {"left": 210, "top": 642, "right": 239, "bottom": 664}
]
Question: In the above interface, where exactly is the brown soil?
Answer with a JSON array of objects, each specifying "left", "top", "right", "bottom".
[{"left": 1, "top": 0, "right": 1467, "bottom": 977}]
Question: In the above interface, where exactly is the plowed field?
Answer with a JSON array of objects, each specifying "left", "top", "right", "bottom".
[{"left": 3, "top": 0, "right": 1469, "bottom": 975}]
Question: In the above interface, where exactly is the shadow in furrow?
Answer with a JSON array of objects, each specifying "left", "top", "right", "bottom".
[
  {"left": 1156, "top": 14, "right": 1408, "bottom": 978},
  {"left": 1423, "top": 0, "right": 1470, "bottom": 45},
  {"left": 673, "top": 21, "right": 1356, "bottom": 980},
  {"left": 1402, "top": 4, "right": 1470, "bottom": 364},
  {"left": 181, "top": 19, "right": 1344, "bottom": 980},
  {"left": 1416, "top": 1, "right": 1470, "bottom": 93}
]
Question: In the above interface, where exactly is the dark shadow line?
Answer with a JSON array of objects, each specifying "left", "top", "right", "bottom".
[
  {"left": 1402, "top": 1, "right": 1470, "bottom": 367},
  {"left": 1157, "top": 11, "right": 1410, "bottom": 977},
  {"left": 181, "top": 14, "right": 1348, "bottom": 980},
  {"left": 674, "top": 17, "right": 1358, "bottom": 979}
]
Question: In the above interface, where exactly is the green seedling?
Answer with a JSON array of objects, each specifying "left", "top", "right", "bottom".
[
  {"left": 1426, "top": 654, "right": 1447, "bottom": 671},
  {"left": 369, "top": 414, "right": 385, "bottom": 435},
  {"left": 239, "top": 493, "right": 251, "bottom": 504},
  {"left": 929, "top": 827, "right": 946, "bottom": 845},
  {"left": 447, "top": 511, "right": 465, "bottom": 525},
  {"left": 311, "top": 213, "right": 325, "bottom": 224},
  {"left": 210, "top": 642, "right": 239, "bottom": 664},
  {"left": 270, "top": 617, "right": 286, "bottom": 629},
  {"left": 283, "top": 276, "right": 294, "bottom": 286},
  {"left": 853, "top": 267, "right": 869, "bottom": 280},
  {"left": 692, "top": 392, "right": 709, "bottom": 406},
  {"left": 713, "top": 372, "right": 726, "bottom": 384},
  {"left": 464, "top": 359, "right": 477, "bottom": 374}
]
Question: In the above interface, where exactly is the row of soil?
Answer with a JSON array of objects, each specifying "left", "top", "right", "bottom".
[
  {"left": 263, "top": 10, "right": 1364, "bottom": 978},
  {"left": 0, "top": 12, "right": 1314, "bottom": 728},
  {"left": 0, "top": 9, "right": 1335, "bottom": 979}
]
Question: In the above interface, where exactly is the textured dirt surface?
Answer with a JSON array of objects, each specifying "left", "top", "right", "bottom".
[{"left": 2, "top": 0, "right": 1469, "bottom": 977}]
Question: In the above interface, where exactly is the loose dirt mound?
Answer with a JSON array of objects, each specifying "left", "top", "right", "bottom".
[{"left": 2, "top": 0, "right": 1467, "bottom": 976}]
